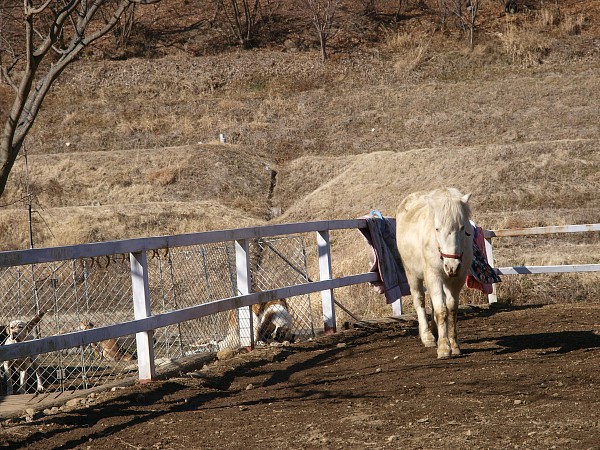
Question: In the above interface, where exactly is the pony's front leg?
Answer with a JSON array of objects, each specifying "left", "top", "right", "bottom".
[
  {"left": 426, "top": 274, "right": 451, "bottom": 359},
  {"left": 444, "top": 283, "right": 462, "bottom": 356},
  {"left": 409, "top": 277, "right": 436, "bottom": 348}
]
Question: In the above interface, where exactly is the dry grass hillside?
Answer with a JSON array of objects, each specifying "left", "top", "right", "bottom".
[{"left": 0, "top": 0, "right": 598, "bottom": 312}]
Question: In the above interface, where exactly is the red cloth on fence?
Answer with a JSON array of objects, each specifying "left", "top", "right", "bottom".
[{"left": 466, "top": 224, "right": 495, "bottom": 294}]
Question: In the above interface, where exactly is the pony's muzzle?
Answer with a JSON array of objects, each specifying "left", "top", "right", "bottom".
[
  {"left": 440, "top": 250, "right": 463, "bottom": 277},
  {"left": 444, "top": 260, "right": 461, "bottom": 277}
]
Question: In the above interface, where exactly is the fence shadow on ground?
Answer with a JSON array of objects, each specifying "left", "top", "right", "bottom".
[{"left": 495, "top": 330, "right": 600, "bottom": 354}]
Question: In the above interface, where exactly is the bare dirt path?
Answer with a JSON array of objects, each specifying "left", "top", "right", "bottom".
[{"left": 1, "top": 302, "right": 599, "bottom": 449}]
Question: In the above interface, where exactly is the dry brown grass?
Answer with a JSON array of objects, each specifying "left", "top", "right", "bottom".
[
  {"left": 560, "top": 13, "right": 586, "bottom": 35},
  {"left": 497, "top": 22, "right": 551, "bottom": 65},
  {"left": 0, "top": 0, "right": 599, "bottom": 311}
]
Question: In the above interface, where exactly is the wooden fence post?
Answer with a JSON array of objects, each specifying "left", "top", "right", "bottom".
[
  {"left": 235, "top": 239, "right": 253, "bottom": 348},
  {"left": 317, "top": 230, "right": 336, "bottom": 334},
  {"left": 484, "top": 237, "right": 498, "bottom": 304},
  {"left": 130, "top": 250, "right": 156, "bottom": 381},
  {"left": 391, "top": 300, "right": 403, "bottom": 317}
]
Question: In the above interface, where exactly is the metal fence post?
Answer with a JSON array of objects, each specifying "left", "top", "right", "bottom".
[
  {"left": 235, "top": 239, "right": 253, "bottom": 348},
  {"left": 484, "top": 237, "right": 498, "bottom": 304},
  {"left": 317, "top": 230, "right": 336, "bottom": 335},
  {"left": 130, "top": 251, "right": 156, "bottom": 381}
]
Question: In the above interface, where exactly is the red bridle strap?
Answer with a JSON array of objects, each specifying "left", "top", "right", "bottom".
[{"left": 439, "top": 251, "right": 463, "bottom": 261}]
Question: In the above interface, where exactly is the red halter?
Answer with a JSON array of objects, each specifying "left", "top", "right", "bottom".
[{"left": 439, "top": 250, "right": 463, "bottom": 261}]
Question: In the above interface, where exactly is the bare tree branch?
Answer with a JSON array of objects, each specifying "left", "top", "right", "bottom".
[
  {"left": 26, "top": 0, "right": 55, "bottom": 16},
  {"left": 300, "top": 0, "right": 341, "bottom": 61},
  {"left": 0, "top": 0, "right": 162, "bottom": 197}
]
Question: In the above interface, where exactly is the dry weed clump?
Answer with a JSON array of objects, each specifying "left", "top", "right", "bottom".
[
  {"left": 497, "top": 22, "right": 551, "bottom": 65},
  {"left": 538, "top": 7, "right": 560, "bottom": 27},
  {"left": 381, "top": 30, "right": 432, "bottom": 74},
  {"left": 537, "top": 6, "right": 586, "bottom": 35},
  {"left": 560, "top": 13, "right": 586, "bottom": 35},
  {"left": 147, "top": 168, "right": 179, "bottom": 186}
]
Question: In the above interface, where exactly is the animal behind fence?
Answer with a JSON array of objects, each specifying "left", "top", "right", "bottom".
[
  {"left": 0, "top": 235, "right": 315, "bottom": 394},
  {"left": 221, "top": 298, "right": 295, "bottom": 350},
  {"left": 396, "top": 187, "right": 474, "bottom": 359},
  {"left": 79, "top": 321, "right": 136, "bottom": 362},
  {"left": 2, "top": 309, "right": 50, "bottom": 394}
]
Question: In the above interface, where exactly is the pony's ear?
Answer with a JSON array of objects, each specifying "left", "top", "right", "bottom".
[{"left": 461, "top": 193, "right": 472, "bottom": 204}]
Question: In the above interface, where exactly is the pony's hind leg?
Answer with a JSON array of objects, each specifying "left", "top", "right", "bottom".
[{"left": 410, "top": 277, "right": 436, "bottom": 348}]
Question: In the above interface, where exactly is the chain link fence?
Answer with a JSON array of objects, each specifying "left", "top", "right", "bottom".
[{"left": 0, "top": 235, "right": 314, "bottom": 396}]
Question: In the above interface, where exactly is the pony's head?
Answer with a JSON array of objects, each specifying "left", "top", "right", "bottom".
[{"left": 427, "top": 188, "right": 473, "bottom": 277}]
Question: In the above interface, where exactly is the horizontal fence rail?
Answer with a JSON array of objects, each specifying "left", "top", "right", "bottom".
[
  {"left": 484, "top": 223, "right": 600, "bottom": 238},
  {"left": 0, "top": 273, "right": 379, "bottom": 362},
  {"left": 483, "top": 223, "right": 600, "bottom": 303},
  {"left": 0, "top": 220, "right": 367, "bottom": 268}
]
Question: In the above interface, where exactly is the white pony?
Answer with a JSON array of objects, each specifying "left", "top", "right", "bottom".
[{"left": 396, "top": 188, "right": 474, "bottom": 359}]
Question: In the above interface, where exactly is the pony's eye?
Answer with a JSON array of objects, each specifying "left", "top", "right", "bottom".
[{"left": 465, "top": 231, "right": 471, "bottom": 237}]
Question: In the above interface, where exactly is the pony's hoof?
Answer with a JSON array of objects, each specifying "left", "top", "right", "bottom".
[
  {"left": 438, "top": 347, "right": 452, "bottom": 359},
  {"left": 421, "top": 331, "right": 437, "bottom": 348},
  {"left": 438, "top": 349, "right": 452, "bottom": 359},
  {"left": 451, "top": 347, "right": 462, "bottom": 356},
  {"left": 423, "top": 339, "right": 437, "bottom": 348},
  {"left": 437, "top": 340, "right": 451, "bottom": 359}
]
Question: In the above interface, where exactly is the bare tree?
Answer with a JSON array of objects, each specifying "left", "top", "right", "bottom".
[
  {"left": 299, "top": 0, "right": 341, "bottom": 61},
  {"left": 215, "top": 0, "right": 262, "bottom": 48},
  {"left": 0, "top": 0, "right": 161, "bottom": 199},
  {"left": 464, "top": 0, "right": 481, "bottom": 50},
  {"left": 436, "top": 0, "right": 482, "bottom": 50}
]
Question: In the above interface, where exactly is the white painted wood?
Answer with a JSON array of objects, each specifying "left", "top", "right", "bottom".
[
  {"left": 484, "top": 223, "right": 600, "bottom": 239},
  {"left": 482, "top": 223, "right": 600, "bottom": 303},
  {"left": 497, "top": 264, "right": 600, "bottom": 275},
  {"left": 235, "top": 239, "right": 253, "bottom": 347},
  {"left": 484, "top": 237, "right": 498, "bottom": 304},
  {"left": 0, "top": 219, "right": 369, "bottom": 268},
  {"left": 317, "top": 230, "right": 336, "bottom": 334},
  {"left": 391, "top": 299, "right": 403, "bottom": 317},
  {"left": 0, "top": 272, "right": 379, "bottom": 361},
  {"left": 130, "top": 251, "right": 156, "bottom": 381}
]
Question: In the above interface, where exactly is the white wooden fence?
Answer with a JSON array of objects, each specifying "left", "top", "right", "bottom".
[
  {"left": 0, "top": 220, "right": 598, "bottom": 385},
  {"left": 484, "top": 223, "right": 600, "bottom": 303},
  {"left": 0, "top": 220, "right": 378, "bottom": 384}
]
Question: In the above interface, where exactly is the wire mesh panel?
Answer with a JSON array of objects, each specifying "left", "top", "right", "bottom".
[
  {"left": 148, "top": 244, "right": 237, "bottom": 359},
  {"left": 0, "top": 257, "right": 137, "bottom": 396},
  {"left": 249, "top": 236, "right": 315, "bottom": 343},
  {"left": 0, "top": 234, "right": 315, "bottom": 396},
  {"left": 152, "top": 236, "right": 316, "bottom": 351}
]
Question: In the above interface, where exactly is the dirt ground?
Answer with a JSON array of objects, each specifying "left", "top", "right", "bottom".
[{"left": 1, "top": 302, "right": 599, "bottom": 449}]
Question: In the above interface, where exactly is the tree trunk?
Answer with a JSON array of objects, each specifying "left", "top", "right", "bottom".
[{"left": 319, "top": 32, "right": 328, "bottom": 61}]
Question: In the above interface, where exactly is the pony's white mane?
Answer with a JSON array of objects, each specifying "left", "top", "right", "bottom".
[{"left": 427, "top": 188, "right": 471, "bottom": 225}]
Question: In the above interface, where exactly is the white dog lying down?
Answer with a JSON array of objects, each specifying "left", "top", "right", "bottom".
[
  {"left": 3, "top": 316, "right": 46, "bottom": 395},
  {"left": 253, "top": 300, "right": 295, "bottom": 344},
  {"left": 223, "top": 299, "right": 295, "bottom": 349}
]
